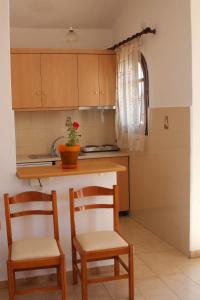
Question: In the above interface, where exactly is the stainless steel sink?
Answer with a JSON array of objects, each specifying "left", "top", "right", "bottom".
[
  {"left": 28, "top": 152, "right": 85, "bottom": 160},
  {"left": 28, "top": 154, "right": 58, "bottom": 160}
]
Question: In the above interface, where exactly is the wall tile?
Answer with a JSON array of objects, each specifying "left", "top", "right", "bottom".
[
  {"left": 131, "top": 107, "right": 190, "bottom": 255},
  {"left": 15, "top": 110, "right": 116, "bottom": 155}
]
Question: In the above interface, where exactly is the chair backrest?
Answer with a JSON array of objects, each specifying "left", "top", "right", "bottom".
[
  {"left": 69, "top": 185, "right": 119, "bottom": 239},
  {"left": 4, "top": 191, "right": 59, "bottom": 246}
]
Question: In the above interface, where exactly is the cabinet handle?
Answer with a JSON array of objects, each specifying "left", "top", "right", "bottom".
[
  {"left": 100, "top": 91, "right": 105, "bottom": 95},
  {"left": 94, "top": 91, "right": 98, "bottom": 95},
  {"left": 42, "top": 91, "right": 47, "bottom": 96}
]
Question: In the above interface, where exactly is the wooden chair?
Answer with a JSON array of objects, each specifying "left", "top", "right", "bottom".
[
  {"left": 4, "top": 191, "right": 67, "bottom": 300},
  {"left": 69, "top": 185, "right": 134, "bottom": 300}
]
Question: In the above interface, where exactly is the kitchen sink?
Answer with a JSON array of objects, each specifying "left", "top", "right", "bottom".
[
  {"left": 28, "top": 152, "right": 85, "bottom": 160},
  {"left": 28, "top": 154, "right": 58, "bottom": 159}
]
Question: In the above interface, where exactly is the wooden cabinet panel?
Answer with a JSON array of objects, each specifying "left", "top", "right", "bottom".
[
  {"left": 78, "top": 55, "right": 99, "bottom": 106},
  {"left": 102, "top": 156, "right": 129, "bottom": 212},
  {"left": 99, "top": 55, "right": 116, "bottom": 106},
  {"left": 80, "top": 156, "right": 129, "bottom": 212},
  {"left": 41, "top": 54, "right": 78, "bottom": 108},
  {"left": 11, "top": 54, "right": 42, "bottom": 109},
  {"left": 116, "top": 157, "right": 129, "bottom": 212}
]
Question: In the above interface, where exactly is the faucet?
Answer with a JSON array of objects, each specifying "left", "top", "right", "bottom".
[{"left": 50, "top": 136, "right": 64, "bottom": 157}]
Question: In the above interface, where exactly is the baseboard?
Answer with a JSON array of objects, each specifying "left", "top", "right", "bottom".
[
  {"left": 189, "top": 250, "right": 200, "bottom": 258},
  {"left": 0, "top": 264, "right": 113, "bottom": 289}
]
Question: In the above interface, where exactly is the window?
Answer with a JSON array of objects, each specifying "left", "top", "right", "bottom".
[
  {"left": 116, "top": 43, "right": 149, "bottom": 150},
  {"left": 139, "top": 54, "right": 149, "bottom": 135}
]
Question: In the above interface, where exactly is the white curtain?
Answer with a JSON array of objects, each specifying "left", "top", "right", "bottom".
[{"left": 115, "top": 39, "right": 145, "bottom": 151}]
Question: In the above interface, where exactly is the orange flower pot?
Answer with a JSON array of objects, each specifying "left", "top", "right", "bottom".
[{"left": 58, "top": 145, "right": 80, "bottom": 169}]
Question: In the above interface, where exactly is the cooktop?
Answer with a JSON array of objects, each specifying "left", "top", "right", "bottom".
[{"left": 81, "top": 144, "right": 120, "bottom": 153}]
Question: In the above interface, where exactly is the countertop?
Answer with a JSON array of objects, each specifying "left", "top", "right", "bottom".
[
  {"left": 16, "top": 150, "right": 130, "bottom": 164},
  {"left": 16, "top": 160, "right": 126, "bottom": 179}
]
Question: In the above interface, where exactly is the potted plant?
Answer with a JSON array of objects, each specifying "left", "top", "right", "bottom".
[{"left": 58, "top": 119, "right": 81, "bottom": 169}]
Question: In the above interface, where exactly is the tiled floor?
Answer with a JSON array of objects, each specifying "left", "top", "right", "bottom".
[{"left": 2, "top": 216, "right": 200, "bottom": 299}]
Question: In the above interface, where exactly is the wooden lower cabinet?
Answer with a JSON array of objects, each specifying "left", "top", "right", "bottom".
[{"left": 83, "top": 156, "right": 129, "bottom": 212}]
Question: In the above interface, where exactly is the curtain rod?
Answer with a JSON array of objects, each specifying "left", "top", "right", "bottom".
[{"left": 107, "top": 27, "right": 156, "bottom": 50}]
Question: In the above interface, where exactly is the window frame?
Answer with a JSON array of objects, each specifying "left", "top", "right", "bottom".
[{"left": 140, "top": 53, "right": 149, "bottom": 136}]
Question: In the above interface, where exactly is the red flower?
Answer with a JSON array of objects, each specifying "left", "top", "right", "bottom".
[{"left": 73, "top": 121, "right": 79, "bottom": 130}]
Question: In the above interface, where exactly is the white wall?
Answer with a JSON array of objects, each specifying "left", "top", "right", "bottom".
[
  {"left": 0, "top": 16, "right": 116, "bottom": 281},
  {"left": 112, "top": 0, "right": 192, "bottom": 108},
  {"left": 11, "top": 27, "right": 113, "bottom": 49},
  {"left": 190, "top": 0, "right": 200, "bottom": 252},
  {"left": 0, "top": 0, "right": 19, "bottom": 281},
  {"left": 0, "top": 9, "right": 115, "bottom": 281}
]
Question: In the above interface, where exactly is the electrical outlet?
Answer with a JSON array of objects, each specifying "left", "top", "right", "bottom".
[
  {"left": 65, "top": 116, "right": 71, "bottom": 126},
  {"left": 164, "top": 115, "right": 169, "bottom": 129}
]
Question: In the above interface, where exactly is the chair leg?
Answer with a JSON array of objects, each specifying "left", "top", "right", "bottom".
[
  {"left": 128, "top": 245, "right": 134, "bottom": 300},
  {"left": 61, "top": 255, "right": 67, "bottom": 300},
  {"left": 7, "top": 262, "right": 15, "bottom": 300},
  {"left": 72, "top": 246, "right": 78, "bottom": 285},
  {"left": 114, "top": 256, "right": 120, "bottom": 276},
  {"left": 81, "top": 256, "right": 88, "bottom": 300},
  {"left": 57, "top": 266, "right": 61, "bottom": 288}
]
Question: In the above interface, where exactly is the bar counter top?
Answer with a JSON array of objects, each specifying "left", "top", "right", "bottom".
[{"left": 16, "top": 159, "right": 126, "bottom": 179}]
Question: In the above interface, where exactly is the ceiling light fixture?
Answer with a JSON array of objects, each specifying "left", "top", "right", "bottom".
[{"left": 66, "top": 27, "right": 78, "bottom": 42}]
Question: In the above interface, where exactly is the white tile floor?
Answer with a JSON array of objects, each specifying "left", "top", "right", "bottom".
[{"left": 2, "top": 216, "right": 200, "bottom": 299}]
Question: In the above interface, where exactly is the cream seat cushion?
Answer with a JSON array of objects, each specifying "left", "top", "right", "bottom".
[
  {"left": 11, "top": 237, "right": 60, "bottom": 261},
  {"left": 76, "top": 231, "right": 128, "bottom": 251}
]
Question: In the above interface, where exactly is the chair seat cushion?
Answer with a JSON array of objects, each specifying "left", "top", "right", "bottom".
[
  {"left": 11, "top": 237, "right": 60, "bottom": 261},
  {"left": 76, "top": 230, "right": 128, "bottom": 251}
]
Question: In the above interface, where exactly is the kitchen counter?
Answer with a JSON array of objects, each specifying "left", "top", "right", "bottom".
[
  {"left": 16, "top": 150, "right": 130, "bottom": 165},
  {"left": 16, "top": 159, "right": 126, "bottom": 179}
]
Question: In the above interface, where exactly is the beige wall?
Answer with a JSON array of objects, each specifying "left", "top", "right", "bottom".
[
  {"left": 15, "top": 110, "right": 116, "bottom": 155},
  {"left": 112, "top": 0, "right": 192, "bottom": 108},
  {"left": 190, "top": 0, "right": 200, "bottom": 252},
  {"left": 9, "top": 0, "right": 193, "bottom": 257},
  {"left": 10, "top": 27, "right": 113, "bottom": 49},
  {"left": 112, "top": 0, "right": 192, "bottom": 254},
  {"left": 131, "top": 107, "right": 190, "bottom": 254}
]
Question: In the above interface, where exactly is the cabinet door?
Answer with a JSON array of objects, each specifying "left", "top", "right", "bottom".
[
  {"left": 99, "top": 55, "right": 116, "bottom": 106},
  {"left": 41, "top": 54, "right": 78, "bottom": 108},
  {"left": 11, "top": 54, "right": 42, "bottom": 109},
  {"left": 78, "top": 55, "right": 99, "bottom": 106},
  {"left": 114, "top": 156, "right": 129, "bottom": 212},
  {"left": 80, "top": 156, "right": 129, "bottom": 212},
  {"left": 107, "top": 156, "right": 129, "bottom": 212}
]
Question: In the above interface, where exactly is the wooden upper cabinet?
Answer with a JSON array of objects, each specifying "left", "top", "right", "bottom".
[
  {"left": 11, "top": 54, "right": 42, "bottom": 109},
  {"left": 11, "top": 50, "right": 116, "bottom": 110},
  {"left": 99, "top": 55, "right": 116, "bottom": 106},
  {"left": 78, "top": 54, "right": 116, "bottom": 107},
  {"left": 41, "top": 54, "right": 78, "bottom": 108},
  {"left": 78, "top": 55, "right": 99, "bottom": 106}
]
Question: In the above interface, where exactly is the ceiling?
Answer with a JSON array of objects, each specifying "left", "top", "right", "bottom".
[{"left": 10, "top": 0, "right": 125, "bottom": 29}]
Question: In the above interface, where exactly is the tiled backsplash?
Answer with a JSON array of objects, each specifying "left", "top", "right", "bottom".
[{"left": 15, "top": 110, "right": 116, "bottom": 155}]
